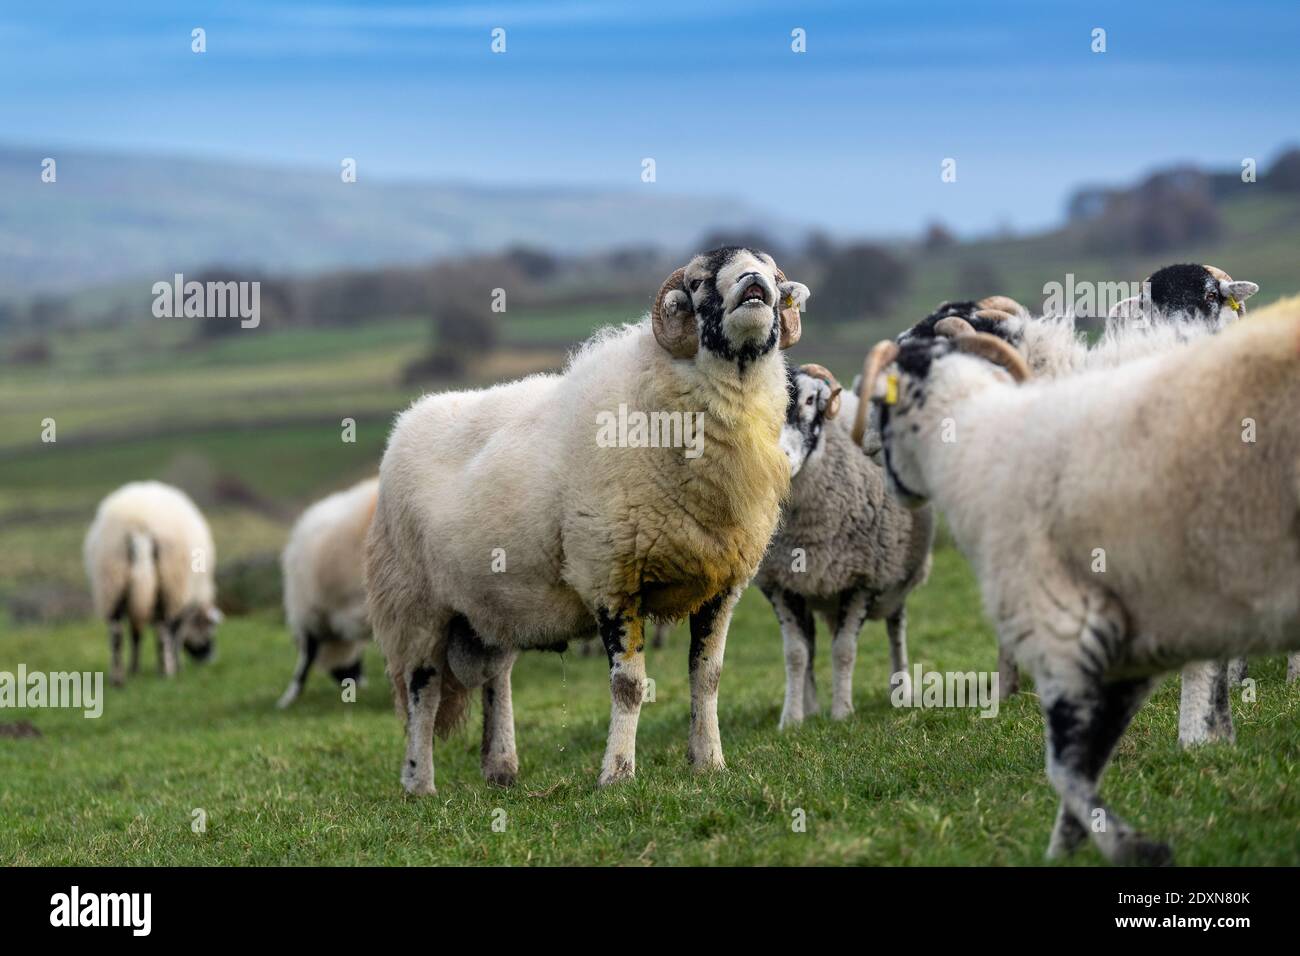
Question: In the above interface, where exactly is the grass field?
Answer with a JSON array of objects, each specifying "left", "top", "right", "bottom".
[
  {"left": 4, "top": 203, "right": 1300, "bottom": 866},
  {"left": 2, "top": 546, "right": 1299, "bottom": 866}
]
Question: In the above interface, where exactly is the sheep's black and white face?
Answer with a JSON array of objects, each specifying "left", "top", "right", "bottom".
[
  {"left": 869, "top": 341, "right": 946, "bottom": 507},
  {"left": 1142, "top": 263, "right": 1259, "bottom": 326},
  {"left": 780, "top": 368, "right": 837, "bottom": 476},
  {"left": 174, "top": 604, "right": 221, "bottom": 663},
  {"left": 682, "top": 247, "right": 808, "bottom": 368}
]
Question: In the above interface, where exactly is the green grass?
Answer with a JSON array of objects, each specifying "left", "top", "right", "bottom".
[{"left": 2, "top": 546, "right": 1298, "bottom": 866}]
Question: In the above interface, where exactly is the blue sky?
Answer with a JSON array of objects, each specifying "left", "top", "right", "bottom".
[{"left": 4, "top": 0, "right": 1298, "bottom": 235}]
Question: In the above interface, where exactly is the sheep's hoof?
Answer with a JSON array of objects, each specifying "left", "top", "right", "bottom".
[
  {"left": 276, "top": 689, "right": 299, "bottom": 710},
  {"left": 110, "top": 671, "right": 125, "bottom": 688},
  {"left": 401, "top": 767, "right": 437, "bottom": 796},
  {"left": 831, "top": 703, "right": 854, "bottom": 721},
  {"left": 688, "top": 749, "right": 725, "bottom": 773},
  {"left": 483, "top": 762, "right": 518, "bottom": 788},
  {"left": 778, "top": 712, "right": 803, "bottom": 731},
  {"left": 597, "top": 758, "right": 635, "bottom": 788},
  {"left": 1113, "top": 836, "right": 1173, "bottom": 867}
]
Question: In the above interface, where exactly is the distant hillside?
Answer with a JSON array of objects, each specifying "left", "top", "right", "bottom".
[{"left": 0, "top": 145, "right": 783, "bottom": 296}]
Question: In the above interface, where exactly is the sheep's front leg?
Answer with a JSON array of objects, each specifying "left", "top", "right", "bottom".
[
  {"left": 597, "top": 608, "right": 646, "bottom": 786},
  {"left": 1287, "top": 653, "right": 1299, "bottom": 684},
  {"left": 885, "top": 606, "right": 912, "bottom": 705},
  {"left": 277, "top": 632, "right": 319, "bottom": 709},
  {"left": 107, "top": 620, "right": 126, "bottom": 687},
  {"left": 1178, "top": 660, "right": 1234, "bottom": 747},
  {"left": 159, "top": 625, "right": 179, "bottom": 678},
  {"left": 128, "top": 622, "right": 142, "bottom": 676},
  {"left": 401, "top": 661, "right": 442, "bottom": 795},
  {"left": 830, "top": 589, "right": 872, "bottom": 720},
  {"left": 1039, "top": 671, "right": 1164, "bottom": 865},
  {"left": 481, "top": 651, "right": 520, "bottom": 787},
  {"left": 688, "top": 587, "right": 741, "bottom": 771},
  {"left": 997, "top": 646, "right": 1021, "bottom": 699},
  {"left": 761, "top": 586, "right": 816, "bottom": 729}
]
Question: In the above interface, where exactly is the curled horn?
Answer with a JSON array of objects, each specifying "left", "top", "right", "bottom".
[
  {"left": 950, "top": 332, "right": 1031, "bottom": 383},
  {"left": 651, "top": 267, "right": 698, "bottom": 359},
  {"left": 774, "top": 265, "right": 802, "bottom": 349},
  {"left": 978, "top": 295, "right": 1027, "bottom": 316},
  {"left": 851, "top": 340, "right": 899, "bottom": 445},
  {"left": 934, "top": 316, "right": 976, "bottom": 338},
  {"left": 800, "top": 362, "right": 843, "bottom": 419}
]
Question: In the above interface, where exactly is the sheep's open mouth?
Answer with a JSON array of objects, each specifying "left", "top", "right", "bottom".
[{"left": 740, "top": 282, "right": 768, "bottom": 305}]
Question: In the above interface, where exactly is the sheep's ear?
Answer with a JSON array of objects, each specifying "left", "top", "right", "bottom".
[
  {"left": 778, "top": 280, "right": 809, "bottom": 349},
  {"left": 1108, "top": 295, "right": 1141, "bottom": 320},
  {"left": 652, "top": 267, "right": 698, "bottom": 359},
  {"left": 1220, "top": 280, "right": 1259, "bottom": 314}
]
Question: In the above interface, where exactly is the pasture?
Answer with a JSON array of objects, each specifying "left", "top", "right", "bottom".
[{"left": 3, "top": 218, "right": 1300, "bottom": 866}]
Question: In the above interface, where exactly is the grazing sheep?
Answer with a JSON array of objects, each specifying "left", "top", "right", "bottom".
[
  {"left": 366, "top": 246, "right": 809, "bottom": 793},
  {"left": 756, "top": 363, "right": 933, "bottom": 727},
  {"left": 900, "top": 265, "right": 1264, "bottom": 748},
  {"left": 278, "top": 477, "right": 379, "bottom": 709},
  {"left": 852, "top": 296, "right": 1300, "bottom": 863},
  {"left": 83, "top": 481, "right": 222, "bottom": 684}
]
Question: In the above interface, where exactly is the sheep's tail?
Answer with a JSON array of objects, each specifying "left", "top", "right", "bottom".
[
  {"left": 434, "top": 670, "right": 471, "bottom": 740},
  {"left": 125, "top": 530, "right": 158, "bottom": 625}
]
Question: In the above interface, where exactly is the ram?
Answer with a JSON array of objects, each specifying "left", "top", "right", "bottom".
[
  {"left": 83, "top": 481, "right": 222, "bottom": 684},
  {"left": 852, "top": 296, "right": 1300, "bottom": 863},
  {"left": 366, "top": 246, "right": 809, "bottom": 793},
  {"left": 278, "top": 477, "right": 378, "bottom": 708},
  {"left": 898, "top": 264, "right": 1264, "bottom": 747},
  {"left": 755, "top": 363, "right": 933, "bottom": 727}
]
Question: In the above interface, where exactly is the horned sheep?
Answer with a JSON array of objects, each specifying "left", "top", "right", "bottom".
[
  {"left": 365, "top": 246, "right": 810, "bottom": 793},
  {"left": 897, "top": 264, "right": 1265, "bottom": 748},
  {"left": 853, "top": 295, "right": 1300, "bottom": 863},
  {"left": 83, "top": 481, "right": 222, "bottom": 684},
  {"left": 755, "top": 363, "right": 934, "bottom": 727}
]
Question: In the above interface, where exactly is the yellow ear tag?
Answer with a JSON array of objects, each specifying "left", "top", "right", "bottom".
[
  {"left": 1227, "top": 295, "right": 1242, "bottom": 315},
  {"left": 783, "top": 294, "right": 796, "bottom": 310},
  {"left": 884, "top": 373, "right": 899, "bottom": 406}
]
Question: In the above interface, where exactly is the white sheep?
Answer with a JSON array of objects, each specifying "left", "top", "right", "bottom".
[
  {"left": 852, "top": 296, "right": 1300, "bottom": 863},
  {"left": 900, "top": 264, "right": 1264, "bottom": 748},
  {"left": 83, "top": 481, "right": 222, "bottom": 684},
  {"left": 365, "top": 247, "right": 809, "bottom": 793},
  {"left": 278, "top": 477, "right": 378, "bottom": 708},
  {"left": 756, "top": 363, "right": 933, "bottom": 727}
]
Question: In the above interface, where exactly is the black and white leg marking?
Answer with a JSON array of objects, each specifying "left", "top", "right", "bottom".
[
  {"left": 128, "top": 622, "right": 142, "bottom": 676},
  {"left": 885, "top": 606, "right": 913, "bottom": 705},
  {"left": 688, "top": 587, "right": 740, "bottom": 771},
  {"left": 597, "top": 606, "right": 646, "bottom": 786},
  {"left": 277, "top": 632, "right": 320, "bottom": 709},
  {"left": 108, "top": 619, "right": 125, "bottom": 687},
  {"left": 1178, "top": 660, "right": 1235, "bottom": 748},
  {"left": 401, "top": 660, "right": 442, "bottom": 796}
]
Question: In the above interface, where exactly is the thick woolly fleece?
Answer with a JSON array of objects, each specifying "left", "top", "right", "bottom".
[
  {"left": 83, "top": 481, "right": 219, "bottom": 682},
  {"left": 278, "top": 477, "right": 378, "bottom": 707},
  {"left": 756, "top": 388, "right": 933, "bottom": 725},
  {"left": 873, "top": 295, "right": 1300, "bottom": 863},
  {"left": 366, "top": 301, "right": 792, "bottom": 792}
]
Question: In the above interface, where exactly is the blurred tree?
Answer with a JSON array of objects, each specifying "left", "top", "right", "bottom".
[
  {"left": 1266, "top": 147, "right": 1300, "bottom": 192},
  {"left": 922, "top": 221, "right": 956, "bottom": 252},
  {"left": 816, "top": 243, "right": 909, "bottom": 322}
]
